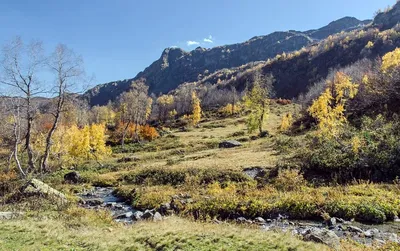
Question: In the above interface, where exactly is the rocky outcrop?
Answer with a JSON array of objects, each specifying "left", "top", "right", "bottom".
[
  {"left": 84, "top": 17, "right": 370, "bottom": 106},
  {"left": 22, "top": 179, "right": 67, "bottom": 204},
  {"left": 374, "top": 2, "right": 400, "bottom": 30}
]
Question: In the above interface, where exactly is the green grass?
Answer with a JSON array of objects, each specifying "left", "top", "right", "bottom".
[{"left": 0, "top": 212, "right": 328, "bottom": 251}]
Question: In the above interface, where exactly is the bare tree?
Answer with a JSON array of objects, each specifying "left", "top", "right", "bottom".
[
  {"left": 118, "top": 80, "right": 151, "bottom": 147},
  {"left": 41, "top": 44, "right": 84, "bottom": 172},
  {"left": 0, "top": 37, "right": 45, "bottom": 173}
]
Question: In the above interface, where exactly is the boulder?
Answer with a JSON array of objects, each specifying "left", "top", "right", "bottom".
[
  {"left": 64, "top": 171, "right": 81, "bottom": 184},
  {"left": 153, "top": 212, "right": 163, "bottom": 221},
  {"left": 142, "top": 209, "right": 154, "bottom": 220},
  {"left": 22, "top": 179, "right": 67, "bottom": 204},
  {"left": 254, "top": 217, "right": 266, "bottom": 224},
  {"left": 326, "top": 217, "right": 337, "bottom": 227},
  {"left": 303, "top": 228, "right": 340, "bottom": 250},
  {"left": 219, "top": 140, "right": 242, "bottom": 148},
  {"left": 132, "top": 211, "right": 144, "bottom": 221}
]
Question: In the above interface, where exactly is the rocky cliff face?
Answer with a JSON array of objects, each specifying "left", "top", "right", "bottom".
[
  {"left": 374, "top": 2, "right": 400, "bottom": 30},
  {"left": 84, "top": 17, "right": 371, "bottom": 106}
]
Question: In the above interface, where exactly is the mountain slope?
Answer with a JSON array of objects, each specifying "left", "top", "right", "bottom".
[{"left": 84, "top": 17, "right": 370, "bottom": 106}]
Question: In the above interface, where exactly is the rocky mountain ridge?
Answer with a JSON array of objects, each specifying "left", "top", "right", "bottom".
[{"left": 84, "top": 17, "right": 371, "bottom": 106}]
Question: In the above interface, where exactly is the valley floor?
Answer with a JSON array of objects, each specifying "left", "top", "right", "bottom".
[{"left": 1, "top": 103, "right": 400, "bottom": 250}]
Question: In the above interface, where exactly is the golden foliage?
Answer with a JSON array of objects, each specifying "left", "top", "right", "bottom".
[
  {"left": 365, "top": 41, "right": 374, "bottom": 49},
  {"left": 308, "top": 72, "right": 359, "bottom": 138},
  {"left": 279, "top": 113, "right": 293, "bottom": 132},
  {"left": 218, "top": 103, "right": 242, "bottom": 116},
  {"left": 191, "top": 91, "right": 202, "bottom": 126},
  {"left": 35, "top": 124, "right": 112, "bottom": 165},
  {"left": 139, "top": 125, "right": 159, "bottom": 141},
  {"left": 243, "top": 74, "right": 270, "bottom": 133},
  {"left": 381, "top": 47, "right": 400, "bottom": 73}
]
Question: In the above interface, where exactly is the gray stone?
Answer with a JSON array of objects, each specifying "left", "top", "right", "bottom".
[
  {"left": 327, "top": 217, "right": 337, "bottom": 226},
  {"left": 303, "top": 228, "right": 340, "bottom": 250},
  {"left": 132, "top": 211, "right": 144, "bottom": 221},
  {"left": 254, "top": 217, "right": 266, "bottom": 224},
  {"left": 347, "top": 226, "right": 363, "bottom": 233},
  {"left": 219, "top": 140, "right": 242, "bottom": 148},
  {"left": 363, "top": 229, "right": 379, "bottom": 238},
  {"left": 153, "top": 212, "right": 163, "bottom": 221},
  {"left": 236, "top": 217, "right": 247, "bottom": 223}
]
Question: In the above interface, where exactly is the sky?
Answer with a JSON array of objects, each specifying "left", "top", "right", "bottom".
[{"left": 0, "top": 0, "right": 395, "bottom": 87}]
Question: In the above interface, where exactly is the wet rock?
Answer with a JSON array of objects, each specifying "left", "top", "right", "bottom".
[
  {"left": 335, "top": 218, "right": 345, "bottom": 223},
  {"left": 219, "top": 140, "right": 242, "bottom": 148},
  {"left": 153, "top": 212, "right": 163, "bottom": 221},
  {"left": 105, "top": 202, "right": 117, "bottom": 208},
  {"left": 64, "top": 171, "right": 81, "bottom": 184},
  {"left": 364, "top": 228, "right": 379, "bottom": 238},
  {"left": 347, "top": 226, "right": 363, "bottom": 233},
  {"left": 326, "top": 217, "right": 337, "bottom": 226},
  {"left": 236, "top": 217, "right": 247, "bottom": 223},
  {"left": 132, "top": 211, "right": 143, "bottom": 221},
  {"left": 387, "top": 233, "right": 399, "bottom": 243},
  {"left": 254, "top": 217, "right": 266, "bottom": 224},
  {"left": 115, "top": 212, "right": 133, "bottom": 219},
  {"left": 142, "top": 210, "right": 155, "bottom": 220},
  {"left": 0, "top": 212, "right": 24, "bottom": 220},
  {"left": 85, "top": 198, "right": 104, "bottom": 206},
  {"left": 22, "top": 179, "right": 67, "bottom": 204},
  {"left": 303, "top": 228, "right": 340, "bottom": 250},
  {"left": 158, "top": 203, "right": 171, "bottom": 215}
]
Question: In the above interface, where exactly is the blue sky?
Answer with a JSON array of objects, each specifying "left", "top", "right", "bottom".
[{"left": 0, "top": 0, "right": 395, "bottom": 86}]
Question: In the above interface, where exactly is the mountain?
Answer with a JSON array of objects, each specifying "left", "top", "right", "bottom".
[
  {"left": 176, "top": 2, "right": 400, "bottom": 101},
  {"left": 84, "top": 17, "right": 371, "bottom": 106},
  {"left": 374, "top": 2, "right": 400, "bottom": 29}
]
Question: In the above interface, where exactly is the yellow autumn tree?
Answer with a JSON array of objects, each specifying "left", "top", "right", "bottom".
[
  {"left": 381, "top": 47, "right": 400, "bottom": 73},
  {"left": 308, "top": 72, "right": 359, "bottom": 138},
  {"left": 156, "top": 95, "right": 174, "bottom": 121},
  {"left": 218, "top": 103, "right": 242, "bottom": 116},
  {"left": 191, "top": 91, "right": 201, "bottom": 126},
  {"left": 244, "top": 72, "right": 272, "bottom": 134},
  {"left": 279, "top": 113, "right": 293, "bottom": 132}
]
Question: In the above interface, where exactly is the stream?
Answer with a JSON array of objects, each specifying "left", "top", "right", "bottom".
[{"left": 79, "top": 187, "right": 400, "bottom": 246}]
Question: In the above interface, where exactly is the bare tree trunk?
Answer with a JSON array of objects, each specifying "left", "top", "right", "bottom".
[
  {"left": 121, "top": 120, "right": 131, "bottom": 148},
  {"left": 259, "top": 101, "right": 266, "bottom": 134},
  {"left": 41, "top": 109, "right": 61, "bottom": 173},
  {"left": 12, "top": 109, "right": 25, "bottom": 178}
]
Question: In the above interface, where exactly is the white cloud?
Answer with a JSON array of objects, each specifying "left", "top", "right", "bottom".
[
  {"left": 187, "top": 40, "right": 200, "bottom": 46},
  {"left": 170, "top": 45, "right": 178, "bottom": 48},
  {"left": 203, "top": 35, "right": 214, "bottom": 43}
]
